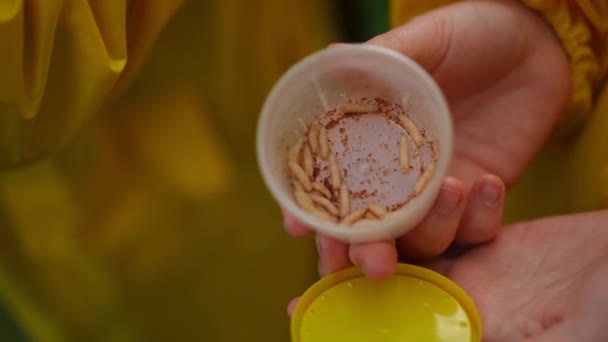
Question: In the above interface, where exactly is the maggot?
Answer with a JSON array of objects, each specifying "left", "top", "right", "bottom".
[
  {"left": 338, "top": 103, "right": 378, "bottom": 114},
  {"left": 328, "top": 154, "right": 342, "bottom": 190},
  {"left": 303, "top": 145, "right": 314, "bottom": 177},
  {"left": 413, "top": 160, "right": 436, "bottom": 195},
  {"left": 308, "top": 120, "right": 321, "bottom": 154},
  {"left": 319, "top": 126, "right": 330, "bottom": 160},
  {"left": 310, "top": 194, "right": 340, "bottom": 217},
  {"left": 312, "top": 182, "right": 332, "bottom": 199},
  {"left": 291, "top": 179, "right": 304, "bottom": 193},
  {"left": 288, "top": 136, "right": 304, "bottom": 164},
  {"left": 339, "top": 183, "right": 350, "bottom": 218},
  {"left": 294, "top": 191, "right": 315, "bottom": 212},
  {"left": 368, "top": 202, "right": 387, "bottom": 218},
  {"left": 341, "top": 207, "right": 367, "bottom": 225},
  {"left": 398, "top": 114, "right": 424, "bottom": 147},
  {"left": 364, "top": 211, "right": 377, "bottom": 220},
  {"left": 288, "top": 161, "right": 312, "bottom": 191},
  {"left": 399, "top": 135, "right": 410, "bottom": 173},
  {"left": 312, "top": 208, "right": 338, "bottom": 223}
]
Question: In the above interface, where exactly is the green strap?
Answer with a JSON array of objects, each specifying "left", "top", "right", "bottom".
[{"left": 337, "top": 0, "right": 389, "bottom": 42}]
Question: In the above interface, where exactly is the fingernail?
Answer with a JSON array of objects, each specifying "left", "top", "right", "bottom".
[
  {"left": 479, "top": 179, "right": 502, "bottom": 207},
  {"left": 436, "top": 187, "right": 462, "bottom": 215}
]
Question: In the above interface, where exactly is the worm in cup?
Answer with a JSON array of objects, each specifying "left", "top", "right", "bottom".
[{"left": 287, "top": 98, "right": 437, "bottom": 228}]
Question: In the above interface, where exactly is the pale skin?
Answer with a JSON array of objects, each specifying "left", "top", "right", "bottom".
[
  {"left": 283, "top": 0, "right": 570, "bottom": 277},
  {"left": 289, "top": 211, "right": 608, "bottom": 341},
  {"left": 419, "top": 211, "right": 608, "bottom": 341}
]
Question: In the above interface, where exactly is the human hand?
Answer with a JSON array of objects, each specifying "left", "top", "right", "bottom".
[
  {"left": 289, "top": 211, "right": 608, "bottom": 341},
  {"left": 283, "top": 0, "right": 570, "bottom": 278},
  {"left": 417, "top": 210, "right": 608, "bottom": 341}
]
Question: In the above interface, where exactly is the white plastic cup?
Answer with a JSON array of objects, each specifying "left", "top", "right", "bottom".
[{"left": 257, "top": 44, "right": 452, "bottom": 244}]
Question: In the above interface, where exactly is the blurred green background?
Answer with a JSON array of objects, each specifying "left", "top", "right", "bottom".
[{"left": 0, "top": 1, "right": 387, "bottom": 341}]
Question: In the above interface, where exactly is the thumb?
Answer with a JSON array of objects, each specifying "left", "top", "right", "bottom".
[{"left": 365, "top": 11, "right": 453, "bottom": 74}]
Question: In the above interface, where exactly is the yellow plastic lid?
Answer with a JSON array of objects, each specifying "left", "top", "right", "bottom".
[{"left": 291, "top": 263, "right": 482, "bottom": 341}]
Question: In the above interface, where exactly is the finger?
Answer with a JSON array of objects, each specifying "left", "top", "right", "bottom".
[
  {"left": 316, "top": 234, "right": 352, "bottom": 277},
  {"left": 397, "top": 177, "right": 466, "bottom": 259},
  {"left": 282, "top": 209, "right": 312, "bottom": 237},
  {"left": 349, "top": 241, "right": 397, "bottom": 280},
  {"left": 287, "top": 296, "right": 300, "bottom": 317},
  {"left": 366, "top": 10, "right": 453, "bottom": 73},
  {"left": 455, "top": 174, "right": 504, "bottom": 244}
]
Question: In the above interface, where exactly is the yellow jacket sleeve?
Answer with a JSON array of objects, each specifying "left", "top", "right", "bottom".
[
  {"left": 521, "top": 0, "right": 607, "bottom": 135},
  {"left": 391, "top": 0, "right": 608, "bottom": 135},
  {"left": 0, "top": 0, "right": 183, "bottom": 168}
]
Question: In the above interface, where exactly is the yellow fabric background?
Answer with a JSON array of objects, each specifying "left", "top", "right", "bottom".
[
  {"left": 0, "top": 0, "right": 337, "bottom": 340},
  {"left": 1, "top": 0, "right": 606, "bottom": 340}
]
